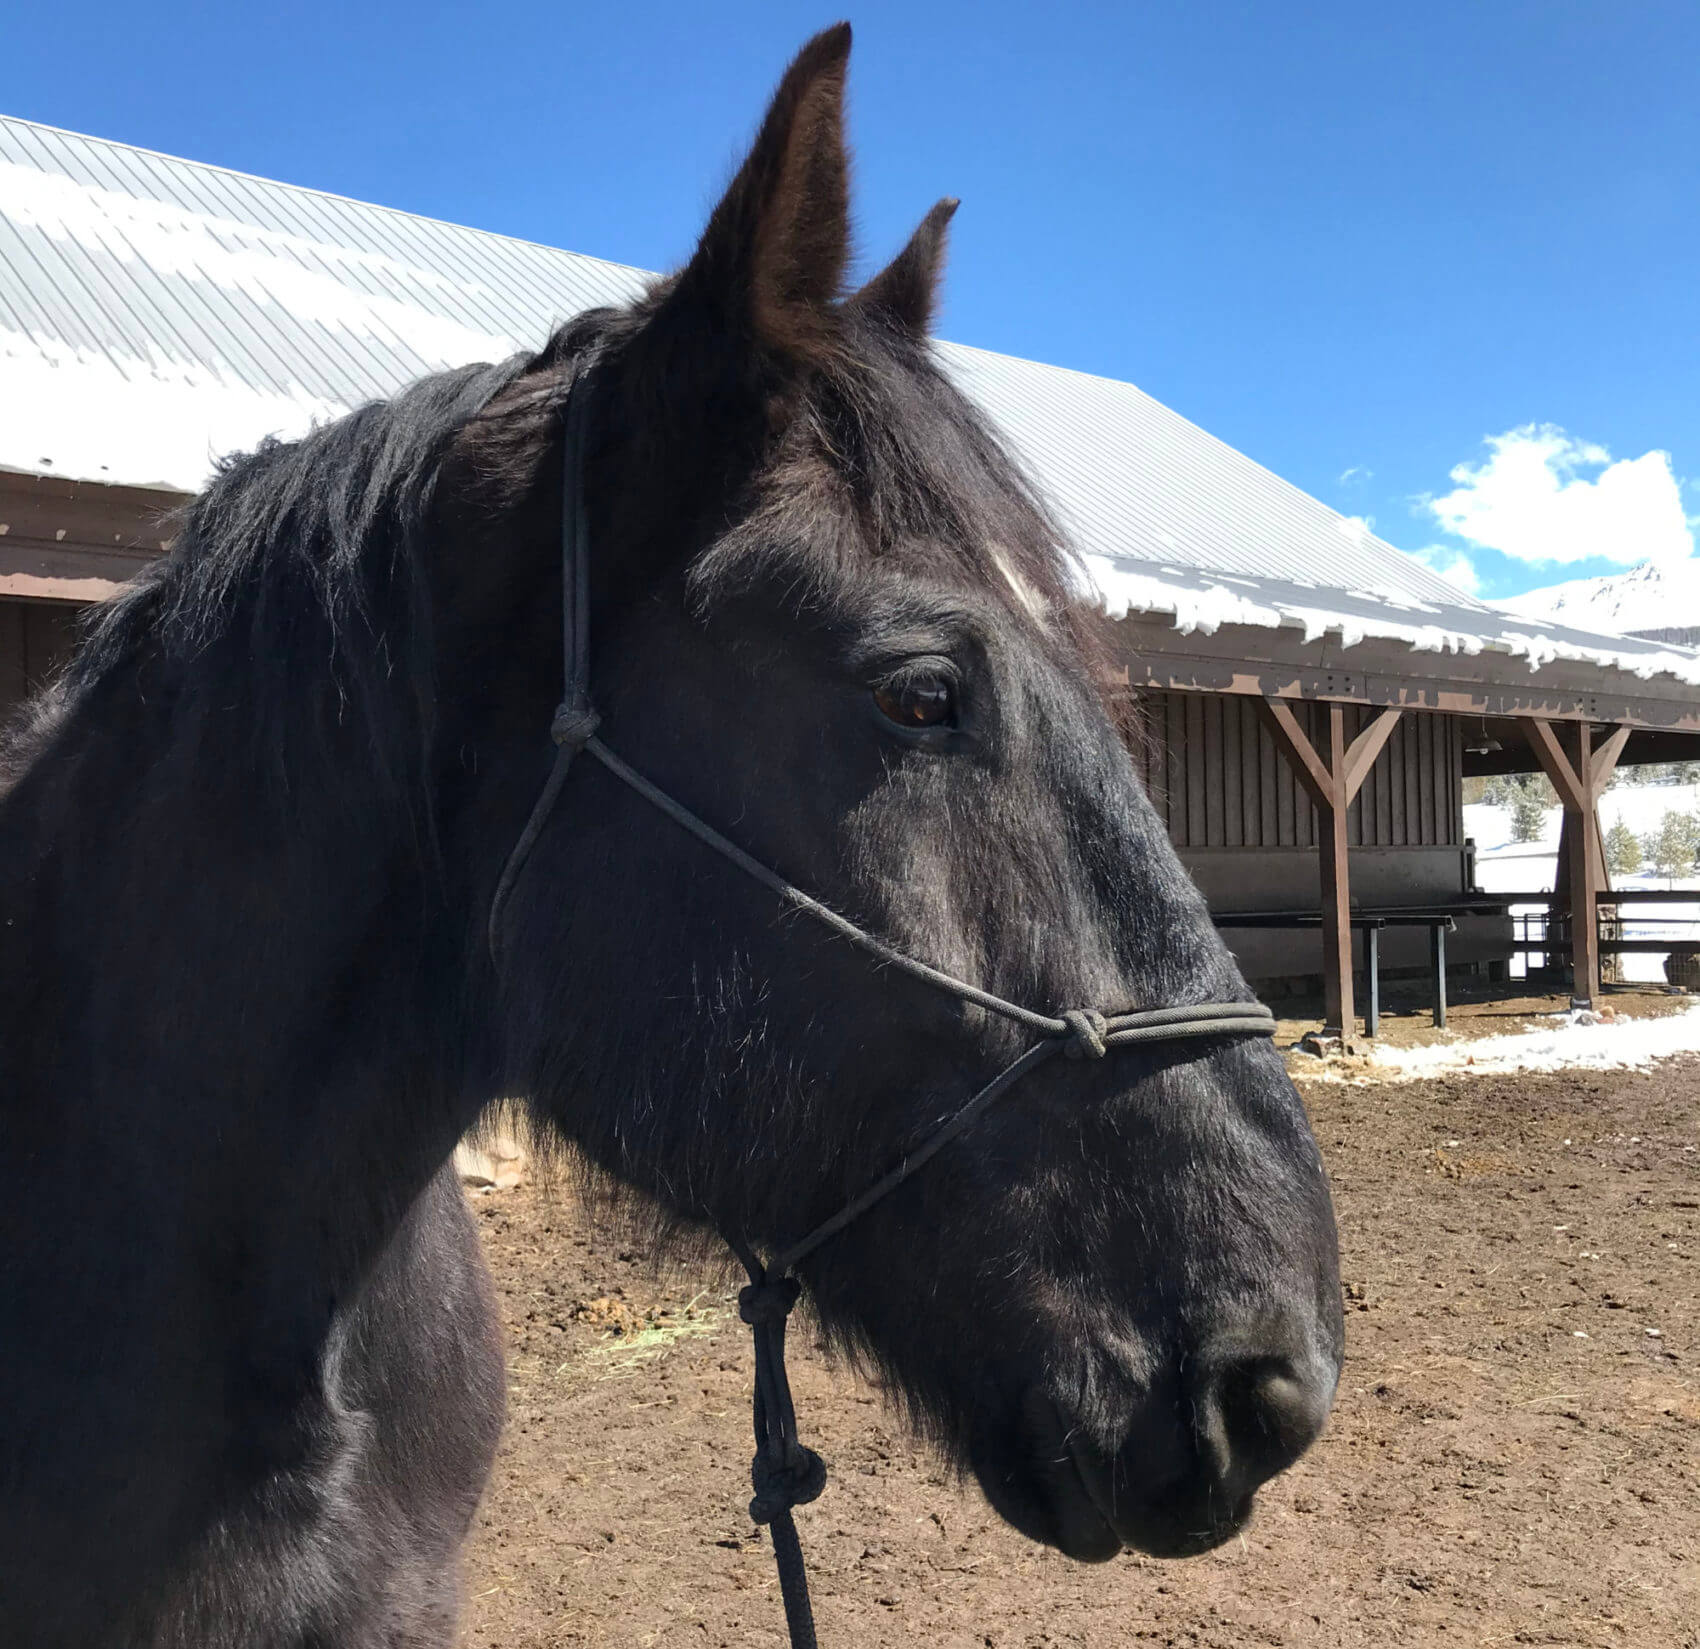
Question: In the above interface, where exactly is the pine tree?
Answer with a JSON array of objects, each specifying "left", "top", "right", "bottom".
[
  {"left": 1509, "top": 787, "right": 1549, "bottom": 844},
  {"left": 1604, "top": 820, "right": 1643, "bottom": 876},
  {"left": 1644, "top": 811, "right": 1699, "bottom": 886}
]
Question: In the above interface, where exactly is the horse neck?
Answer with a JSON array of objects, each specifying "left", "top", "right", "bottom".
[{"left": 0, "top": 645, "right": 485, "bottom": 1358}]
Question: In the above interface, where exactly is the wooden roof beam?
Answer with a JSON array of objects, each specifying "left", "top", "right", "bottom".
[
  {"left": 1519, "top": 716, "right": 1630, "bottom": 810},
  {"left": 1256, "top": 699, "right": 1403, "bottom": 808},
  {"left": 1519, "top": 716, "right": 1587, "bottom": 812},
  {"left": 1591, "top": 722, "right": 1632, "bottom": 796},
  {"left": 1257, "top": 698, "right": 1335, "bottom": 808},
  {"left": 1341, "top": 706, "right": 1404, "bottom": 803},
  {"left": 1253, "top": 698, "right": 1402, "bottom": 1050},
  {"left": 1098, "top": 618, "right": 1700, "bottom": 734}
]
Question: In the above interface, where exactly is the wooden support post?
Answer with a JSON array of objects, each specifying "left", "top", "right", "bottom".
[
  {"left": 1568, "top": 725, "right": 1598, "bottom": 1006},
  {"left": 1590, "top": 727, "right": 1629, "bottom": 987},
  {"left": 1518, "top": 719, "right": 1631, "bottom": 1009},
  {"left": 1554, "top": 798, "right": 1617, "bottom": 978},
  {"left": 1259, "top": 700, "right": 1403, "bottom": 1046},
  {"left": 1318, "top": 705, "right": 1354, "bottom": 1039}
]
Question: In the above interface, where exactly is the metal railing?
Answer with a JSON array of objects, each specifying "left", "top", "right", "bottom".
[{"left": 1507, "top": 889, "right": 1700, "bottom": 981}]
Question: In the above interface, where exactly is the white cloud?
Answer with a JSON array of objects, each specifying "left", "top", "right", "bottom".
[
  {"left": 1339, "top": 465, "right": 1373, "bottom": 485},
  {"left": 1424, "top": 425, "right": 1695, "bottom": 568},
  {"left": 1413, "top": 544, "right": 1483, "bottom": 597}
]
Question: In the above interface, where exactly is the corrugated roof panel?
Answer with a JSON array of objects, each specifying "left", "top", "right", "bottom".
[
  {"left": 0, "top": 114, "right": 641, "bottom": 491},
  {"left": 937, "top": 341, "right": 1465, "bottom": 610}
]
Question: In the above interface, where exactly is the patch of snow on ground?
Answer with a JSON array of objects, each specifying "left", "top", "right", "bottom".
[{"left": 1352, "top": 1003, "right": 1700, "bottom": 1081}]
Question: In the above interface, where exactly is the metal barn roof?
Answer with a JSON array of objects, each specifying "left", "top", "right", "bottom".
[
  {"left": 2, "top": 112, "right": 1697, "bottom": 693},
  {"left": 0, "top": 113, "right": 646, "bottom": 491}
]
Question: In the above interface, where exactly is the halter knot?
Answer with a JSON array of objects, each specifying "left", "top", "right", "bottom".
[
  {"left": 739, "top": 1273, "right": 802, "bottom": 1327},
  {"left": 1061, "top": 1008, "right": 1109, "bottom": 1060},
  {"left": 550, "top": 701, "right": 601, "bottom": 751},
  {"left": 749, "top": 1441, "right": 828, "bottom": 1524}
]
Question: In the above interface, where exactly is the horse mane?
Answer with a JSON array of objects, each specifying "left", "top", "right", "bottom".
[{"left": 4, "top": 358, "right": 531, "bottom": 825}]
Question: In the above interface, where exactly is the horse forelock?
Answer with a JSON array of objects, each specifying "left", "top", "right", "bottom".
[{"left": 701, "top": 316, "right": 1078, "bottom": 624}]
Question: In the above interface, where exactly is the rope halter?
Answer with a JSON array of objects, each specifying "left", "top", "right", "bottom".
[{"left": 489, "top": 360, "right": 1279, "bottom": 1649}]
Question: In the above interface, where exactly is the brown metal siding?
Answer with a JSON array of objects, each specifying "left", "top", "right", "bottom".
[{"left": 1133, "top": 692, "right": 1461, "bottom": 851}]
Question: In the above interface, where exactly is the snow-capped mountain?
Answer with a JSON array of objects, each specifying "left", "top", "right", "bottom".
[{"left": 1500, "top": 559, "right": 1700, "bottom": 639}]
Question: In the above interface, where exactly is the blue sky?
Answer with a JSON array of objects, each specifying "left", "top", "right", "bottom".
[{"left": 5, "top": 0, "right": 1696, "bottom": 602}]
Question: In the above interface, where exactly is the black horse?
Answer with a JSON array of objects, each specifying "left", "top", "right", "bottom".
[{"left": 0, "top": 26, "right": 1342, "bottom": 1646}]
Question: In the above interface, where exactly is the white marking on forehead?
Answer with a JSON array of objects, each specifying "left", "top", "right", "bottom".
[{"left": 987, "top": 543, "right": 1051, "bottom": 625}]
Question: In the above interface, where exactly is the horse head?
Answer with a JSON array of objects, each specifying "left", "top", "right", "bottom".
[{"left": 436, "top": 25, "right": 1343, "bottom": 1564}]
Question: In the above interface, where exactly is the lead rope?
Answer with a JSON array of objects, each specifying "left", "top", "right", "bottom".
[
  {"left": 488, "top": 365, "right": 1279, "bottom": 1649},
  {"left": 729, "top": 1240, "right": 827, "bottom": 1649}
]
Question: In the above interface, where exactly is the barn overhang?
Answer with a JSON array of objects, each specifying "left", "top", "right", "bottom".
[
  {"left": 0, "top": 470, "right": 184, "bottom": 605},
  {"left": 1091, "top": 604, "right": 1700, "bottom": 1038},
  {"left": 1098, "top": 612, "right": 1700, "bottom": 735}
]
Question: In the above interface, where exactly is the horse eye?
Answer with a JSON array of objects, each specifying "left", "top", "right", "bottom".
[{"left": 873, "top": 674, "right": 956, "bottom": 729}]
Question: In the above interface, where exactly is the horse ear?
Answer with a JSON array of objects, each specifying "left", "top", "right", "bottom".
[
  {"left": 666, "top": 23, "right": 853, "bottom": 360},
  {"left": 850, "top": 197, "right": 959, "bottom": 338},
  {"left": 560, "top": 29, "right": 854, "bottom": 592}
]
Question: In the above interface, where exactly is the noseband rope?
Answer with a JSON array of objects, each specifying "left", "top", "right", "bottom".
[{"left": 490, "top": 366, "right": 1278, "bottom": 1649}]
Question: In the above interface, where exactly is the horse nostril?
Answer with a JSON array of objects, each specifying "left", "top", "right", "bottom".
[{"left": 1207, "top": 1353, "right": 1332, "bottom": 1486}]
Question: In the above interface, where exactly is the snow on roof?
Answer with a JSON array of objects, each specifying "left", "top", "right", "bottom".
[
  {"left": 2, "top": 112, "right": 1697, "bottom": 695},
  {"left": 0, "top": 115, "right": 646, "bottom": 491},
  {"left": 1088, "top": 561, "right": 1700, "bottom": 687}
]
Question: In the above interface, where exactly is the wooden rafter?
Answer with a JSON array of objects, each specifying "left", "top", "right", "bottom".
[
  {"left": 1342, "top": 707, "right": 1404, "bottom": 804},
  {"left": 1257, "top": 698, "right": 1334, "bottom": 808},
  {"left": 1099, "top": 619, "right": 1700, "bottom": 733},
  {"left": 1592, "top": 723, "right": 1632, "bottom": 795},
  {"left": 1520, "top": 717, "right": 1587, "bottom": 812}
]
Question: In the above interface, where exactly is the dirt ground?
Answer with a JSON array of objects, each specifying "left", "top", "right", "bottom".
[{"left": 458, "top": 1055, "right": 1700, "bottom": 1648}]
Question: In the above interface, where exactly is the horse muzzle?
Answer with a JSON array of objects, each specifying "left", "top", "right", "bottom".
[{"left": 975, "top": 1328, "right": 1341, "bottom": 1563}]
